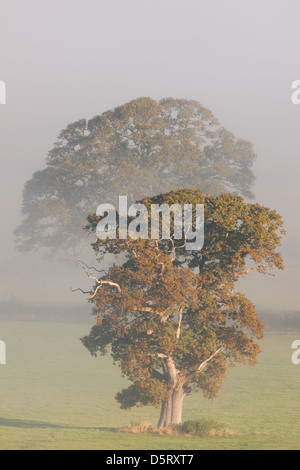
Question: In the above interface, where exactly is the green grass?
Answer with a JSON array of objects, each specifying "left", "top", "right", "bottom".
[{"left": 0, "top": 320, "right": 300, "bottom": 449}]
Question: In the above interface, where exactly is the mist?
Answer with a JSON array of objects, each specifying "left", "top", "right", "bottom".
[{"left": 1, "top": 0, "right": 300, "bottom": 316}]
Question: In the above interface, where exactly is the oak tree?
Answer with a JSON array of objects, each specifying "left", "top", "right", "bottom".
[
  {"left": 79, "top": 189, "right": 284, "bottom": 428},
  {"left": 15, "top": 98, "right": 256, "bottom": 255}
]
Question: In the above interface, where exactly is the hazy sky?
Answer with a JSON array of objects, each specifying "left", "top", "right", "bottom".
[{"left": 0, "top": 0, "right": 300, "bottom": 313}]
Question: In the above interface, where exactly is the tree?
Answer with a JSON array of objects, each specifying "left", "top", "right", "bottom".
[
  {"left": 15, "top": 98, "right": 256, "bottom": 256},
  {"left": 79, "top": 189, "right": 284, "bottom": 428}
]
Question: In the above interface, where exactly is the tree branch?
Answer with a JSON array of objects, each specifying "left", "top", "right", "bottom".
[
  {"left": 78, "top": 261, "right": 99, "bottom": 282},
  {"left": 70, "top": 287, "right": 92, "bottom": 295},
  {"left": 89, "top": 280, "right": 121, "bottom": 299},
  {"left": 235, "top": 266, "right": 276, "bottom": 277},
  {"left": 168, "top": 237, "right": 186, "bottom": 262},
  {"left": 184, "top": 347, "right": 223, "bottom": 382},
  {"left": 176, "top": 306, "right": 183, "bottom": 340},
  {"left": 72, "top": 261, "right": 121, "bottom": 300},
  {"left": 197, "top": 347, "right": 222, "bottom": 373},
  {"left": 78, "top": 260, "right": 105, "bottom": 274}
]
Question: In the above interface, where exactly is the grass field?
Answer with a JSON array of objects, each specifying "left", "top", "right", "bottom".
[{"left": 0, "top": 320, "right": 299, "bottom": 450}]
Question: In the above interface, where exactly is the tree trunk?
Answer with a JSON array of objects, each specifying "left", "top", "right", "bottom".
[
  {"left": 157, "top": 386, "right": 184, "bottom": 428},
  {"left": 157, "top": 397, "right": 172, "bottom": 429},
  {"left": 157, "top": 357, "right": 185, "bottom": 429},
  {"left": 171, "top": 387, "right": 184, "bottom": 425}
]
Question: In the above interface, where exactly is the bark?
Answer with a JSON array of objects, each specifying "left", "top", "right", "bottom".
[
  {"left": 157, "top": 348, "right": 222, "bottom": 428},
  {"left": 170, "top": 387, "right": 184, "bottom": 424},
  {"left": 157, "top": 386, "right": 184, "bottom": 428},
  {"left": 157, "top": 357, "right": 185, "bottom": 429},
  {"left": 157, "top": 397, "right": 172, "bottom": 429}
]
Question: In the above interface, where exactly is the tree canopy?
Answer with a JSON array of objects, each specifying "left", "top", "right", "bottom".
[
  {"left": 15, "top": 97, "right": 256, "bottom": 255},
  {"left": 80, "top": 189, "right": 284, "bottom": 428}
]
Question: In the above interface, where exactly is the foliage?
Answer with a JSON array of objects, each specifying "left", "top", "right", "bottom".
[
  {"left": 179, "top": 419, "right": 223, "bottom": 436},
  {"left": 15, "top": 98, "right": 256, "bottom": 255},
  {"left": 81, "top": 188, "right": 284, "bottom": 422}
]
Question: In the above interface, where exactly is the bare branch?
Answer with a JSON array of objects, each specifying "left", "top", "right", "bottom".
[
  {"left": 197, "top": 347, "right": 222, "bottom": 373},
  {"left": 158, "top": 262, "right": 166, "bottom": 278},
  {"left": 132, "top": 306, "right": 153, "bottom": 312},
  {"left": 90, "top": 283, "right": 102, "bottom": 299},
  {"left": 168, "top": 237, "right": 176, "bottom": 261},
  {"left": 70, "top": 287, "right": 92, "bottom": 295},
  {"left": 100, "top": 280, "right": 121, "bottom": 292},
  {"left": 78, "top": 260, "right": 105, "bottom": 274},
  {"left": 237, "top": 266, "right": 276, "bottom": 277},
  {"left": 183, "top": 347, "right": 223, "bottom": 383},
  {"left": 176, "top": 306, "right": 183, "bottom": 340},
  {"left": 244, "top": 267, "right": 258, "bottom": 275},
  {"left": 74, "top": 260, "right": 121, "bottom": 300},
  {"left": 168, "top": 236, "right": 187, "bottom": 262},
  {"left": 147, "top": 352, "right": 168, "bottom": 359},
  {"left": 176, "top": 237, "right": 187, "bottom": 250},
  {"left": 78, "top": 261, "right": 99, "bottom": 282},
  {"left": 89, "top": 280, "right": 122, "bottom": 299}
]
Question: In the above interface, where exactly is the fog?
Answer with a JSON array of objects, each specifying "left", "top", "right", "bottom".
[{"left": 0, "top": 0, "right": 300, "bottom": 317}]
